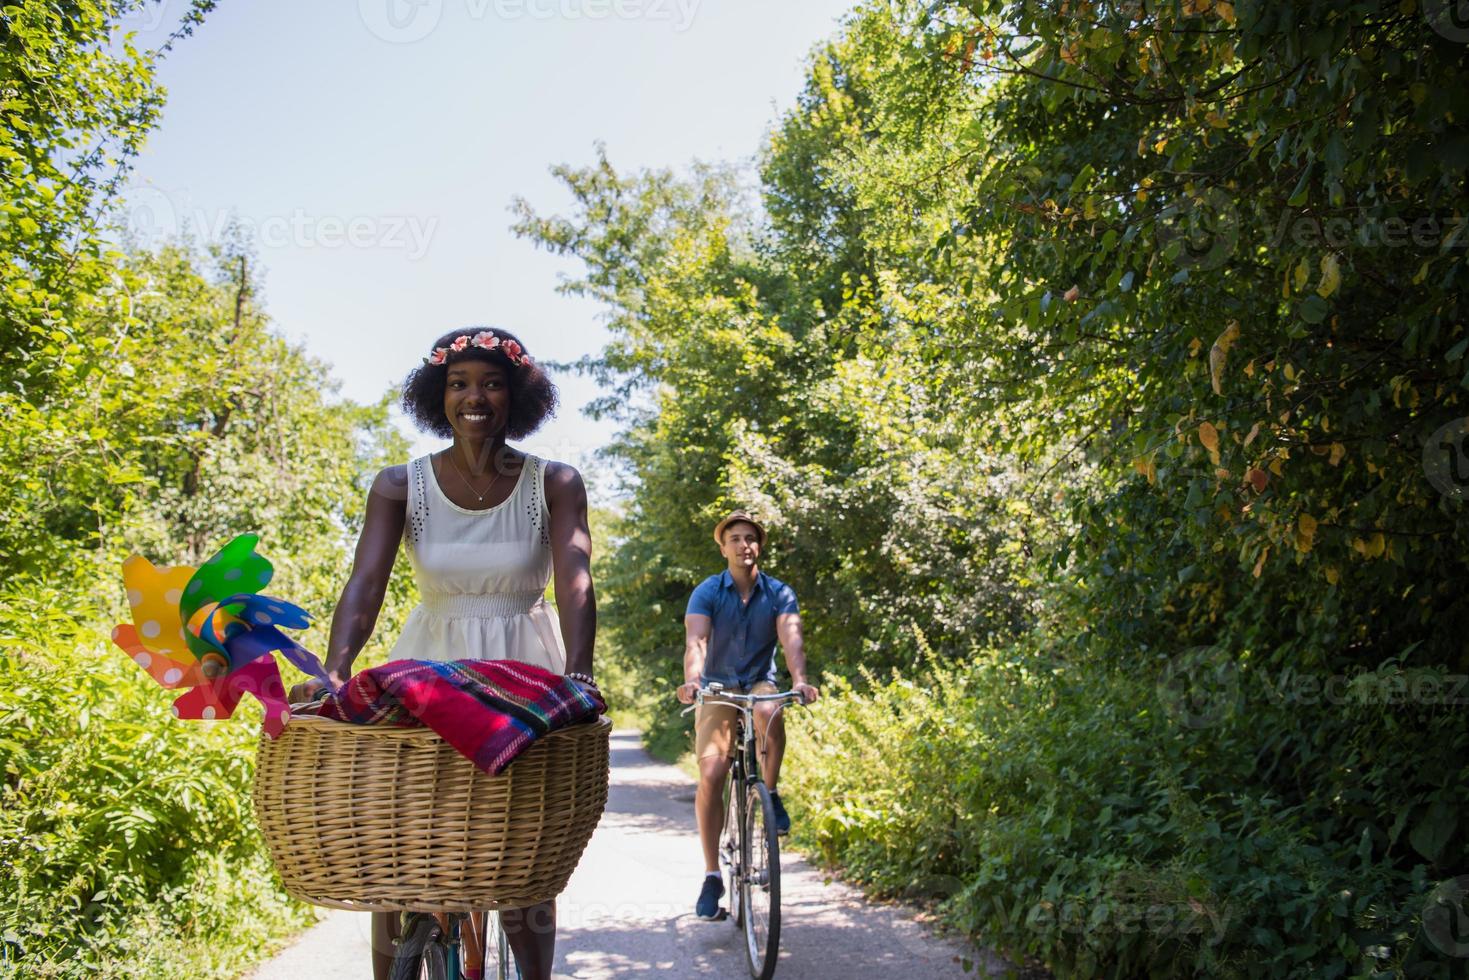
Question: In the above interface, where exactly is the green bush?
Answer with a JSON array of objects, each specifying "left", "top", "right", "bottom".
[
  {"left": 0, "top": 589, "right": 316, "bottom": 978},
  {"left": 784, "top": 645, "right": 1467, "bottom": 979}
]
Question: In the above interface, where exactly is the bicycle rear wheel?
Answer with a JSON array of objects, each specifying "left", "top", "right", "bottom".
[
  {"left": 741, "top": 782, "right": 781, "bottom": 980},
  {"left": 722, "top": 777, "right": 744, "bottom": 926}
]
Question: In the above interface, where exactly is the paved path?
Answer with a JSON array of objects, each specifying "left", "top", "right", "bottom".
[{"left": 248, "top": 730, "right": 1006, "bottom": 978}]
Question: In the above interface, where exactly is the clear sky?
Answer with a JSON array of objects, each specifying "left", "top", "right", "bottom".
[{"left": 120, "top": 0, "right": 855, "bottom": 497}]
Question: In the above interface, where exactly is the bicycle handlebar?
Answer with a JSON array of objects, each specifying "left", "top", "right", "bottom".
[{"left": 679, "top": 683, "right": 809, "bottom": 715}]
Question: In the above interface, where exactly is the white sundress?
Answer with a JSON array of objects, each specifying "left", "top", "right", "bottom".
[{"left": 386, "top": 452, "right": 567, "bottom": 672}]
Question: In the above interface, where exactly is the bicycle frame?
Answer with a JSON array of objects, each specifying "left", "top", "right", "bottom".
[{"left": 392, "top": 909, "right": 517, "bottom": 980}]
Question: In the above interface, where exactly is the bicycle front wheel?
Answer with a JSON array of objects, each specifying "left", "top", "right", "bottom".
[
  {"left": 389, "top": 914, "right": 449, "bottom": 980},
  {"left": 741, "top": 782, "right": 781, "bottom": 980},
  {"left": 488, "top": 910, "right": 518, "bottom": 980},
  {"left": 722, "top": 777, "right": 744, "bottom": 926}
]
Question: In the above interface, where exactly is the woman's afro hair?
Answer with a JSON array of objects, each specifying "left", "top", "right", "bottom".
[{"left": 400, "top": 327, "right": 558, "bottom": 440}]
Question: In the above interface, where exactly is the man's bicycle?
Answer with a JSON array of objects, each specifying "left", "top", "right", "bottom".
[
  {"left": 389, "top": 909, "right": 518, "bottom": 980},
  {"left": 686, "top": 683, "right": 809, "bottom": 980}
]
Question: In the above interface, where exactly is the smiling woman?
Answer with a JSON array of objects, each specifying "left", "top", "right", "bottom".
[
  {"left": 285, "top": 326, "right": 595, "bottom": 980},
  {"left": 399, "top": 327, "right": 559, "bottom": 440}
]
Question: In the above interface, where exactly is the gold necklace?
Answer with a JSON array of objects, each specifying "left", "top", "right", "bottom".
[{"left": 445, "top": 451, "right": 504, "bottom": 505}]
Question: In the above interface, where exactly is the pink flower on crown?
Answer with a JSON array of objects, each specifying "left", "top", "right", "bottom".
[
  {"left": 471, "top": 331, "right": 500, "bottom": 350},
  {"left": 502, "top": 340, "right": 524, "bottom": 364},
  {"left": 426, "top": 348, "right": 447, "bottom": 366},
  {"left": 449, "top": 335, "right": 470, "bottom": 352}
]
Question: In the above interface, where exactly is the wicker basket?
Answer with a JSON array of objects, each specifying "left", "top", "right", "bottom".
[{"left": 252, "top": 714, "right": 611, "bottom": 911}]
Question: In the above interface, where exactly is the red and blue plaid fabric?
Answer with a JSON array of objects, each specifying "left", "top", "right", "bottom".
[{"left": 303, "top": 658, "right": 604, "bottom": 775}]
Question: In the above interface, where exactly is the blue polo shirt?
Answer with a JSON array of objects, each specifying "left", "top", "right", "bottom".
[{"left": 686, "top": 570, "right": 799, "bottom": 688}]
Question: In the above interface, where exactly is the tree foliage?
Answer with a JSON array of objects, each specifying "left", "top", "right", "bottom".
[
  {"left": 518, "top": 0, "right": 1467, "bottom": 974},
  {"left": 1, "top": 4, "right": 411, "bottom": 975}
]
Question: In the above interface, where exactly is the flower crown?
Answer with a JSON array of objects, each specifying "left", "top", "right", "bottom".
[{"left": 424, "top": 331, "right": 532, "bottom": 368}]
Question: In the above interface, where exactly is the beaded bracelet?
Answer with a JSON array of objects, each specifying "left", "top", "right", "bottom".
[{"left": 567, "top": 671, "right": 598, "bottom": 688}]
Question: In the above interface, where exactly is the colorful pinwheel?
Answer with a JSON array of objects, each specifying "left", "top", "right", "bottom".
[{"left": 111, "top": 533, "right": 331, "bottom": 738}]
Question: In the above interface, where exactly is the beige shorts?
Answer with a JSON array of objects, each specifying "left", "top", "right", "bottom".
[{"left": 694, "top": 681, "right": 778, "bottom": 760}]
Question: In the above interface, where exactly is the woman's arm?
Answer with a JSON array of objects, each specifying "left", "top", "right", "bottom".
[
  {"left": 545, "top": 461, "right": 595, "bottom": 679},
  {"left": 289, "top": 465, "right": 406, "bottom": 700}
]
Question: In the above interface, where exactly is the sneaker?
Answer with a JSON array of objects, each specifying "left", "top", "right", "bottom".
[
  {"left": 770, "top": 791, "right": 791, "bottom": 836},
  {"left": 696, "top": 875, "right": 725, "bottom": 920}
]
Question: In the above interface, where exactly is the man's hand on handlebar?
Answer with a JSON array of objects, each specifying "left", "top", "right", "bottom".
[
  {"left": 676, "top": 680, "right": 700, "bottom": 705},
  {"left": 793, "top": 682, "right": 820, "bottom": 704}
]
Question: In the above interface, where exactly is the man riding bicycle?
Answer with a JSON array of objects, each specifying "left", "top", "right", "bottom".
[{"left": 676, "top": 511, "right": 820, "bottom": 921}]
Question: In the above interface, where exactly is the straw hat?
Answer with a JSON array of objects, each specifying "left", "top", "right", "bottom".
[{"left": 713, "top": 510, "right": 766, "bottom": 547}]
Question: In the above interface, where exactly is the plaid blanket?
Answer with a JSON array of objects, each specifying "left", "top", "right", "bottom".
[{"left": 302, "top": 659, "right": 605, "bottom": 775}]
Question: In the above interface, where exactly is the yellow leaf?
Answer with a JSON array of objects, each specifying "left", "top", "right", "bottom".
[
  {"left": 1244, "top": 421, "right": 1262, "bottom": 447},
  {"left": 1328, "top": 442, "right": 1346, "bottom": 466},
  {"left": 1208, "top": 320, "right": 1241, "bottom": 395},
  {"left": 1153, "top": 137, "right": 1168, "bottom": 154},
  {"left": 1324, "top": 565, "right": 1339, "bottom": 585},
  {"left": 1198, "top": 421, "right": 1221, "bottom": 464},
  {"left": 1244, "top": 359, "right": 1255, "bottom": 378},
  {"left": 1295, "top": 512, "right": 1317, "bottom": 553},
  {"left": 1412, "top": 260, "right": 1429, "bottom": 285},
  {"left": 1215, "top": 467, "right": 1231, "bottom": 480},
  {"left": 1317, "top": 254, "right": 1341, "bottom": 298},
  {"left": 1269, "top": 456, "right": 1284, "bottom": 476},
  {"left": 1365, "top": 531, "right": 1385, "bottom": 558},
  {"left": 1283, "top": 362, "right": 1296, "bottom": 382},
  {"left": 1133, "top": 455, "right": 1157, "bottom": 485},
  {"left": 1292, "top": 258, "right": 1309, "bottom": 293},
  {"left": 1252, "top": 547, "right": 1269, "bottom": 578},
  {"left": 1189, "top": 336, "right": 1203, "bottom": 357}
]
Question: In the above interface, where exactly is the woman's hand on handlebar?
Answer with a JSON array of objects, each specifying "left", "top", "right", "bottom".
[
  {"left": 676, "top": 681, "right": 700, "bottom": 705},
  {"left": 288, "top": 673, "right": 345, "bottom": 704}
]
